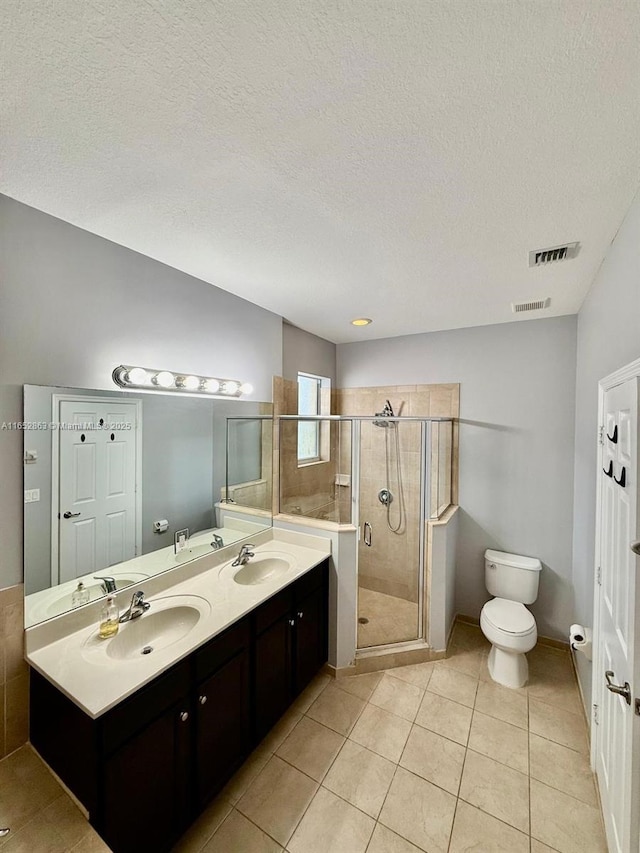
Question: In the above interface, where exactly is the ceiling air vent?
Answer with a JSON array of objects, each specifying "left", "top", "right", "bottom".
[
  {"left": 512, "top": 298, "right": 551, "bottom": 314},
  {"left": 529, "top": 242, "right": 579, "bottom": 267}
]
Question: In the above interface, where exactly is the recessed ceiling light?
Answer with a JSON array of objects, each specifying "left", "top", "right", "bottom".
[{"left": 351, "top": 318, "right": 372, "bottom": 326}]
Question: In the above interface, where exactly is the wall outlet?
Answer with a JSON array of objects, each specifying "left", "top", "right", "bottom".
[{"left": 24, "top": 489, "right": 40, "bottom": 503}]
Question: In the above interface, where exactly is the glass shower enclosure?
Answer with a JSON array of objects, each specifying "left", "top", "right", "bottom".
[{"left": 278, "top": 415, "right": 453, "bottom": 651}]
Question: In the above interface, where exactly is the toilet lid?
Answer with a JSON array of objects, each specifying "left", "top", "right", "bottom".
[{"left": 483, "top": 598, "right": 535, "bottom": 635}]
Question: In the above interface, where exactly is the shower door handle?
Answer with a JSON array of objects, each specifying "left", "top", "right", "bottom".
[{"left": 363, "top": 522, "right": 372, "bottom": 547}]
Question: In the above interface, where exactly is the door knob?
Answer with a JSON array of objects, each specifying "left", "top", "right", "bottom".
[
  {"left": 605, "top": 670, "right": 631, "bottom": 705},
  {"left": 631, "top": 541, "right": 640, "bottom": 556},
  {"left": 179, "top": 711, "right": 189, "bottom": 722},
  {"left": 63, "top": 511, "right": 81, "bottom": 519}
]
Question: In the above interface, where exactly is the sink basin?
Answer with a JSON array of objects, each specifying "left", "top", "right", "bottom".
[
  {"left": 82, "top": 595, "right": 210, "bottom": 663},
  {"left": 170, "top": 541, "right": 222, "bottom": 564},
  {"left": 233, "top": 557, "right": 290, "bottom": 586}
]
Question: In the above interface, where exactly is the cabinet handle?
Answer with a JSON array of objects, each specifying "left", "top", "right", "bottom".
[
  {"left": 199, "top": 695, "right": 207, "bottom": 706},
  {"left": 179, "top": 711, "right": 189, "bottom": 722},
  {"left": 297, "top": 611, "right": 304, "bottom": 619},
  {"left": 289, "top": 618, "right": 295, "bottom": 627}
]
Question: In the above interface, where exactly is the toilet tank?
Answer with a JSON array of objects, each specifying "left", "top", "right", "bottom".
[{"left": 484, "top": 549, "right": 542, "bottom": 604}]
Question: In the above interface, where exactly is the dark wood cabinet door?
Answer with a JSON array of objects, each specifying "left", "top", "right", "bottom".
[
  {"left": 195, "top": 647, "right": 251, "bottom": 809},
  {"left": 254, "top": 613, "right": 293, "bottom": 742},
  {"left": 294, "top": 582, "right": 328, "bottom": 695},
  {"left": 101, "top": 702, "right": 191, "bottom": 853}
]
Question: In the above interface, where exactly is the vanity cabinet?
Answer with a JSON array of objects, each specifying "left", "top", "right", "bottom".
[
  {"left": 253, "top": 560, "right": 328, "bottom": 740},
  {"left": 29, "top": 558, "right": 329, "bottom": 853}
]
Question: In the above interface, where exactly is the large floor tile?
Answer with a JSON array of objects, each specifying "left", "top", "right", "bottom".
[
  {"left": 427, "top": 665, "right": 478, "bottom": 708},
  {"left": 369, "top": 673, "right": 423, "bottom": 722},
  {"left": 290, "top": 674, "right": 330, "bottom": 714},
  {"left": 276, "top": 716, "right": 344, "bottom": 781},
  {"left": 529, "top": 733, "right": 597, "bottom": 806},
  {"left": 287, "top": 787, "right": 374, "bottom": 853},
  {"left": 385, "top": 661, "right": 434, "bottom": 689},
  {"left": 173, "top": 796, "right": 232, "bottom": 852},
  {"left": 441, "top": 647, "right": 484, "bottom": 678},
  {"left": 528, "top": 646, "right": 574, "bottom": 681},
  {"left": 530, "top": 841, "right": 560, "bottom": 853},
  {"left": 530, "top": 779, "right": 608, "bottom": 853},
  {"left": 468, "top": 711, "right": 529, "bottom": 773},
  {"left": 414, "top": 691, "right": 472, "bottom": 745},
  {"left": 527, "top": 672, "right": 583, "bottom": 715},
  {"left": 365, "top": 823, "right": 424, "bottom": 853},
  {"left": 323, "top": 740, "right": 395, "bottom": 818},
  {"left": 379, "top": 767, "right": 456, "bottom": 853},
  {"left": 222, "top": 747, "right": 271, "bottom": 804},
  {"left": 306, "top": 683, "right": 366, "bottom": 735},
  {"left": 529, "top": 698, "right": 589, "bottom": 753},
  {"left": 449, "top": 622, "right": 488, "bottom": 651},
  {"left": 449, "top": 800, "right": 529, "bottom": 853},
  {"left": 474, "top": 679, "right": 528, "bottom": 729},
  {"left": 203, "top": 810, "right": 283, "bottom": 853},
  {"left": 236, "top": 756, "right": 317, "bottom": 846},
  {"left": 399, "top": 725, "right": 465, "bottom": 795},
  {"left": 335, "top": 671, "right": 382, "bottom": 700},
  {"left": 349, "top": 704, "right": 412, "bottom": 763},
  {"left": 0, "top": 747, "right": 63, "bottom": 834},
  {"left": 259, "top": 709, "right": 302, "bottom": 753},
  {"left": 459, "top": 750, "right": 529, "bottom": 834}
]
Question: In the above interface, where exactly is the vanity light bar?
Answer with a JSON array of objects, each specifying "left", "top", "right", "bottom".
[{"left": 112, "top": 365, "right": 253, "bottom": 397}]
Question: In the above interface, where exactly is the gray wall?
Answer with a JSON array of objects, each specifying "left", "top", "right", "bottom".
[
  {"left": 0, "top": 196, "right": 283, "bottom": 590},
  {"left": 282, "top": 322, "right": 337, "bottom": 383},
  {"left": 572, "top": 191, "right": 640, "bottom": 704},
  {"left": 338, "top": 315, "right": 578, "bottom": 640}
]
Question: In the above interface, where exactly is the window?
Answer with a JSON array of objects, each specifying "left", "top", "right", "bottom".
[{"left": 297, "top": 373, "right": 323, "bottom": 462}]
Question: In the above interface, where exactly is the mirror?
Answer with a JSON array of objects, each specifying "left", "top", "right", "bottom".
[{"left": 23, "top": 384, "right": 273, "bottom": 627}]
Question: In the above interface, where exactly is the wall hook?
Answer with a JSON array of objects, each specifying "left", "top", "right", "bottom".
[
  {"left": 607, "top": 425, "right": 618, "bottom": 444},
  {"left": 603, "top": 461, "right": 613, "bottom": 478},
  {"left": 614, "top": 467, "right": 626, "bottom": 487}
]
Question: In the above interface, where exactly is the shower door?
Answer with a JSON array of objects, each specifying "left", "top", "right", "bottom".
[{"left": 357, "top": 419, "right": 426, "bottom": 648}]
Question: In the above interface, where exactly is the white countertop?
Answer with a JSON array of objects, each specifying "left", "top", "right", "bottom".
[{"left": 25, "top": 530, "right": 330, "bottom": 719}]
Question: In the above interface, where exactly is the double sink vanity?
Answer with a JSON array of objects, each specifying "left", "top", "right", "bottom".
[{"left": 26, "top": 530, "right": 331, "bottom": 853}]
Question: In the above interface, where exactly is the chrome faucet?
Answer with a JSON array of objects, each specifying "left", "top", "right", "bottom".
[
  {"left": 232, "top": 543, "right": 255, "bottom": 567},
  {"left": 119, "top": 591, "right": 151, "bottom": 623},
  {"left": 211, "top": 533, "right": 224, "bottom": 550},
  {"left": 94, "top": 576, "right": 117, "bottom": 594}
]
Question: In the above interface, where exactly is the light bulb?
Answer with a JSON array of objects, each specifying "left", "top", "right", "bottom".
[
  {"left": 351, "top": 318, "right": 372, "bottom": 326},
  {"left": 222, "top": 381, "right": 239, "bottom": 395},
  {"left": 127, "top": 367, "right": 149, "bottom": 385},
  {"left": 204, "top": 379, "right": 220, "bottom": 394},
  {"left": 239, "top": 382, "right": 253, "bottom": 395},
  {"left": 182, "top": 375, "right": 200, "bottom": 391},
  {"left": 155, "top": 371, "right": 175, "bottom": 388}
]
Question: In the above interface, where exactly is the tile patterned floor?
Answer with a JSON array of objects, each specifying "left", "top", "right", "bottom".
[
  {"left": 357, "top": 588, "right": 419, "bottom": 648},
  {"left": 174, "top": 622, "right": 608, "bottom": 853},
  {"left": 0, "top": 623, "right": 607, "bottom": 853}
]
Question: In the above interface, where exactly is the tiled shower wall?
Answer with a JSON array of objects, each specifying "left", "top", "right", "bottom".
[
  {"left": 335, "top": 385, "right": 459, "bottom": 603},
  {"left": 0, "top": 583, "right": 28, "bottom": 757}
]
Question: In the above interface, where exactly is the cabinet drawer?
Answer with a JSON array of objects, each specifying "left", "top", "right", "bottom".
[
  {"left": 294, "top": 560, "right": 327, "bottom": 603},
  {"left": 254, "top": 586, "right": 293, "bottom": 635},
  {"left": 101, "top": 659, "right": 191, "bottom": 755},
  {"left": 194, "top": 617, "right": 250, "bottom": 682}
]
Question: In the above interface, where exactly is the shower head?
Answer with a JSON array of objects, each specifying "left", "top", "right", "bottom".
[{"left": 373, "top": 399, "right": 395, "bottom": 427}]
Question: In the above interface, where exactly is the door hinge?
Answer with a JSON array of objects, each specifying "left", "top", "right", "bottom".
[
  {"left": 593, "top": 704, "right": 599, "bottom": 725},
  {"left": 596, "top": 566, "right": 602, "bottom": 586},
  {"left": 598, "top": 425, "right": 604, "bottom": 445}
]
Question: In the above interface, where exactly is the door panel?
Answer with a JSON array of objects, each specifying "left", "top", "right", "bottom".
[
  {"left": 58, "top": 399, "right": 138, "bottom": 583},
  {"left": 596, "top": 377, "right": 639, "bottom": 853}
]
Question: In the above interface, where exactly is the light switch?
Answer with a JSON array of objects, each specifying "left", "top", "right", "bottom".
[{"left": 24, "top": 489, "right": 40, "bottom": 503}]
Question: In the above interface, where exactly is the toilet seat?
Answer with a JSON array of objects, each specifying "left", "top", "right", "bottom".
[{"left": 481, "top": 598, "right": 536, "bottom": 636}]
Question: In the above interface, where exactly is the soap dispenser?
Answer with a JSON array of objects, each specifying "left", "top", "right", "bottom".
[
  {"left": 99, "top": 595, "right": 120, "bottom": 639},
  {"left": 71, "top": 581, "right": 90, "bottom": 608}
]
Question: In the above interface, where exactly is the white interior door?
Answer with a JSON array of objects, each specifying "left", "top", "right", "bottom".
[
  {"left": 58, "top": 399, "right": 138, "bottom": 582},
  {"left": 595, "top": 377, "right": 640, "bottom": 853}
]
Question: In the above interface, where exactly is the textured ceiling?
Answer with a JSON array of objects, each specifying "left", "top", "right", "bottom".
[{"left": 2, "top": 1, "right": 639, "bottom": 343}]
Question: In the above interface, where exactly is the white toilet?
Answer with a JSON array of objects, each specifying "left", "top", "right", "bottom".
[{"left": 480, "top": 549, "right": 542, "bottom": 689}]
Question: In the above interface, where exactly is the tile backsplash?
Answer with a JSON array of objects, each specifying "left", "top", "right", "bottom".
[{"left": 0, "top": 583, "right": 28, "bottom": 757}]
